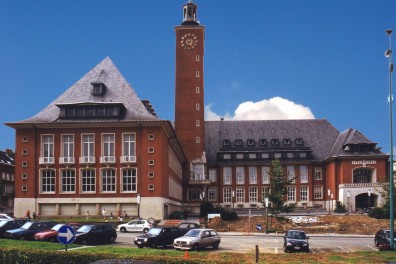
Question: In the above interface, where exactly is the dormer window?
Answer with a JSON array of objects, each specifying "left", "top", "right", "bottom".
[
  {"left": 247, "top": 139, "right": 255, "bottom": 146},
  {"left": 283, "top": 139, "right": 291, "bottom": 146},
  {"left": 91, "top": 82, "right": 106, "bottom": 96},
  {"left": 295, "top": 138, "right": 304, "bottom": 145},
  {"left": 259, "top": 139, "right": 267, "bottom": 146},
  {"left": 222, "top": 139, "right": 231, "bottom": 147},
  {"left": 235, "top": 139, "right": 243, "bottom": 147},
  {"left": 271, "top": 139, "right": 279, "bottom": 146}
]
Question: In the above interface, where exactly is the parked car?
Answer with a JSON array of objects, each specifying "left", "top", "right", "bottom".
[
  {"left": 173, "top": 228, "right": 220, "bottom": 251},
  {"left": 0, "top": 219, "right": 27, "bottom": 238},
  {"left": 117, "top": 219, "right": 152, "bottom": 233},
  {"left": 74, "top": 224, "right": 117, "bottom": 245},
  {"left": 0, "top": 214, "right": 14, "bottom": 221},
  {"left": 177, "top": 222, "right": 201, "bottom": 235},
  {"left": 134, "top": 226, "right": 183, "bottom": 248},
  {"left": 34, "top": 223, "right": 82, "bottom": 242},
  {"left": 283, "top": 230, "right": 310, "bottom": 253},
  {"left": 4, "top": 221, "right": 56, "bottom": 240},
  {"left": 374, "top": 229, "right": 396, "bottom": 250}
]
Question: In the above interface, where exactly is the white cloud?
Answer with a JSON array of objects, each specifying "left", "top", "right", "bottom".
[{"left": 205, "top": 97, "right": 315, "bottom": 121}]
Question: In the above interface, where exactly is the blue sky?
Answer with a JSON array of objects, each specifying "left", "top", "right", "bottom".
[{"left": 1, "top": 0, "right": 395, "bottom": 153}]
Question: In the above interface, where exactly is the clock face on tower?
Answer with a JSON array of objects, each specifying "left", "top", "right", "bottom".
[{"left": 181, "top": 33, "right": 198, "bottom": 50}]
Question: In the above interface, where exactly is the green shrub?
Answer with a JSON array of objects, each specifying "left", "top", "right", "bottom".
[{"left": 368, "top": 207, "right": 389, "bottom": 219}]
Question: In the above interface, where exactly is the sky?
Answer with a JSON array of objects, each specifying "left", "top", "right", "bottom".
[{"left": 1, "top": 0, "right": 396, "bottom": 153}]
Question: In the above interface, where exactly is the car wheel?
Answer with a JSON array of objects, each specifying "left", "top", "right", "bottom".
[
  {"left": 375, "top": 239, "right": 379, "bottom": 247},
  {"left": 50, "top": 238, "right": 56, "bottom": 243},
  {"left": 150, "top": 242, "right": 157, "bottom": 248},
  {"left": 120, "top": 227, "right": 126, "bottom": 233},
  {"left": 192, "top": 244, "right": 200, "bottom": 251},
  {"left": 213, "top": 242, "right": 220, "bottom": 249},
  {"left": 137, "top": 245, "right": 144, "bottom": 248},
  {"left": 109, "top": 236, "right": 116, "bottom": 244},
  {"left": 305, "top": 247, "right": 310, "bottom": 253},
  {"left": 283, "top": 246, "right": 288, "bottom": 253},
  {"left": 143, "top": 228, "right": 149, "bottom": 233}
]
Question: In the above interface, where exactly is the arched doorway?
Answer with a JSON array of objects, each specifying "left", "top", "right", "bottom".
[{"left": 355, "top": 192, "right": 377, "bottom": 210}]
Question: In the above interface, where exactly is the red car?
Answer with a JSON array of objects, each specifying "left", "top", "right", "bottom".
[{"left": 34, "top": 223, "right": 82, "bottom": 242}]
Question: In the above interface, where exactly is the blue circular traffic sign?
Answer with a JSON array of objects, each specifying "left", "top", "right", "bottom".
[{"left": 57, "top": 225, "right": 76, "bottom": 245}]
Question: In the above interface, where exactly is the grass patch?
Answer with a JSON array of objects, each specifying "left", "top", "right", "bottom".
[{"left": 0, "top": 239, "right": 80, "bottom": 250}]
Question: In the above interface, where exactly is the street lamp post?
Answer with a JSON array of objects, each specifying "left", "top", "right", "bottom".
[
  {"left": 232, "top": 190, "right": 235, "bottom": 212},
  {"left": 264, "top": 197, "right": 269, "bottom": 234},
  {"left": 347, "top": 191, "right": 350, "bottom": 214},
  {"left": 328, "top": 189, "right": 331, "bottom": 215},
  {"left": 368, "top": 190, "right": 371, "bottom": 208},
  {"left": 385, "top": 28, "right": 394, "bottom": 250},
  {"left": 330, "top": 194, "right": 333, "bottom": 214},
  {"left": 137, "top": 193, "right": 141, "bottom": 219}
]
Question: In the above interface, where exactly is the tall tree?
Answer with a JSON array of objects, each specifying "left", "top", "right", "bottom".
[{"left": 263, "top": 160, "right": 296, "bottom": 216}]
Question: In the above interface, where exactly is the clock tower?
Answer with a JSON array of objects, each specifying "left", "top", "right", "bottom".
[{"left": 175, "top": 1, "right": 207, "bottom": 189}]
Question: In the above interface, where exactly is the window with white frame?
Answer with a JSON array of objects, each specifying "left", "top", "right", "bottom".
[
  {"left": 236, "top": 153, "right": 244, "bottom": 159},
  {"left": 287, "top": 165, "right": 295, "bottom": 183},
  {"left": 61, "top": 169, "right": 75, "bottom": 193},
  {"left": 300, "top": 165, "right": 308, "bottom": 183},
  {"left": 102, "top": 134, "right": 115, "bottom": 158},
  {"left": 81, "top": 169, "right": 95, "bottom": 193},
  {"left": 262, "top": 186, "right": 269, "bottom": 201},
  {"left": 196, "top": 103, "right": 200, "bottom": 110},
  {"left": 249, "top": 153, "right": 257, "bottom": 159},
  {"left": 287, "top": 186, "right": 296, "bottom": 202},
  {"left": 209, "top": 169, "right": 217, "bottom": 182},
  {"left": 208, "top": 187, "right": 217, "bottom": 201},
  {"left": 314, "top": 167, "right": 322, "bottom": 180},
  {"left": 274, "top": 153, "right": 282, "bottom": 159},
  {"left": 193, "top": 164, "right": 205, "bottom": 180},
  {"left": 122, "top": 168, "right": 137, "bottom": 192},
  {"left": 262, "top": 153, "right": 269, "bottom": 159},
  {"left": 123, "top": 133, "right": 136, "bottom": 158},
  {"left": 101, "top": 168, "right": 116, "bottom": 192},
  {"left": 82, "top": 134, "right": 94, "bottom": 158},
  {"left": 196, "top": 120, "right": 200, "bottom": 126},
  {"left": 236, "top": 187, "right": 245, "bottom": 203},
  {"left": 249, "top": 187, "right": 258, "bottom": 202},
  {"left": 188, "top": 189, "right": 201, "bottom": 201},
  {"left": 261, "top": 166, "right": 270, "bottom": 184},
  {"left": 62, "top": 135, "right": 74, "bottom": 158},
  {"left": 223, "top": 154, "right": 231, "bottom": 159},
  {"left": 300, "top": 186, "right": 308, "bottom": 201},
  {"left": 223, "top": 167, "right": 232, "bottom": 185},
  {"left": 236, "top": 167, "right": 244, "bottom": 184},
  {"left": 249, "top": 167, "right": 257, "bottom": 184},
  {"left": 42, "top": 135, "right": 54, "bottom": 158},
  {"left": 40, "top": 170, "right": 55, "bottom": 193},
  {"left": 223, "top": 187, "right": 232, "bottom": 203},
  {"left": 314, "top": 185, "right": 323, "bottom": 199}
]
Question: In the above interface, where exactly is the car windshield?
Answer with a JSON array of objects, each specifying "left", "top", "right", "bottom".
[
  {"left": 184, "top": 229, "right": 201, "bottom": 237},
  {"left": 385, "top": 231, "right": 396, "bottom": 238},
  {"left": 52, "top": 224, "right": 64, "bottom": 231},
  {"left": 288, "top": 231, "right": 306, "bottom": 239},
  {"left": 147, "top": 228, "right": 162, "bottom": 236},
  {"left": 77, "top": 225, "right": 93, "bottom": 233},
  {"left": 21, "top": 222, "right": 33, "bottom": 230}
]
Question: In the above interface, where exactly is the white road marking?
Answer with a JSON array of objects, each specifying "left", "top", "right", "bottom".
[
  {"left": 367, "top": 246, "right": 379, "bottom": 251},
  {"left": 338, "top": 246, "right": 349, "bottom": 253}
]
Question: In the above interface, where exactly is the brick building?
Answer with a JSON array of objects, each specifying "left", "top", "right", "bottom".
[
  {"left": 0, "top": 149, "right": 15, "bottom": 213},
  {"left": 6, "top": 1, "right": 390, "bottom": 218}
]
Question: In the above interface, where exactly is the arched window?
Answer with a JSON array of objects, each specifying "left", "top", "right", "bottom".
[{"left": 353, "top": 168, "right": 372, "bottom": 183}]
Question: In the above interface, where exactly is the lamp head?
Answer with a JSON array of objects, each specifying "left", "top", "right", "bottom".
[{"left": 386, "top": 29, "right": 393, "bottom": 36}]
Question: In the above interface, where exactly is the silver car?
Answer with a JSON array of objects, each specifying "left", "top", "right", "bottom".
[
  {"left": 116, "top": 219, "right": 152, "bottom": 233},
  {"left": 173, "top": 228, "right": 220, "bottom": 251}
]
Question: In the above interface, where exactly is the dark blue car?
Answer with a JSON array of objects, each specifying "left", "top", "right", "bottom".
[
  {"left": 0, "top": 219, "right": 27, "bottom": 238},
  {"left": 4, "top": 221, "right": 56, "bottom": 240}
]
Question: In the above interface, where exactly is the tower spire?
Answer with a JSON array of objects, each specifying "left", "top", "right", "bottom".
[{"left": 182, "top": 0, "right": 199, "bottom": 25}]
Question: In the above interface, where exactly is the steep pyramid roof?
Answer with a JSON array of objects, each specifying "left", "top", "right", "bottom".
[{"left": 8, "top": 57, "right": 158, "bottom": 125}]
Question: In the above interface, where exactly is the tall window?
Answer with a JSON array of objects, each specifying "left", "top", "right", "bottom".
[
  {"left": 223, "top": 167, "right": 232, "bottom": 185},
  {"left": 102, "top": 134, "right": 115, "bottom": 157},
  {"left": 187, "top": 189, "right": 201, "bottom": 201},
  {"left": 300, "top": 165, "right": 308, "bottom": 183},
  {"left": 62, "top": 135, "right": 74, "bottom": 158},
  {"left": 42, "top": 135, "right": 54, "bottom": 158},
  {"left": 193, "top": 164, "right": 205, "bottom": 180},
  {"left": 81, "top": 169, "right": 95, "bottom": 193},
  {"left": 40, "top": 170, "right": 55, "bottom": 193},
  {"left": 122, "top": 168, "right": 137, "bottom": 192},
  {"left": 61, "top": 170, "right": 75, "bottom": 193},
  {"left": 82, "top": 134, "right": 94, "bottom": 157},
  {"left": 209, "top": 169, "right": 217, "bottom": 182},
  {"left": 208, "top": 187, "right": 217, "bottom": 201},
  {"left": 287, "top": 186, "right": 296, "bottom": 202},
  {"left": 101, "top": 169, "right": 116, "bottom": 192},
  {"left": 314, "top": 185, "right": 323, "bottom": 199},
  {"left": 249, "top": 187, "right": 258, "bottom": 202},
  {"left": 314, "top": 167, "right": 322, "bottom": 180},
  {"left": 287, "top": 165, "right": 295, "bottom": 183},
  {"left": 261, "top": 166, "right": 270, "bottom": 184},
  {"left": 353, "top": 168, "right": 372, "bottom": 183},
  {"left": 300, "top": 186, "right": 308, "bottom": 201},
  {"left": 249, "top": 167, "right": 257, "bottom": 184},
  {"left": 236, "top": 167, "right": 244, "bottom": 184},
  {"left": 262, "top": 186, "right": 269, "bottom": 201},
  {"left": 236, "top": 187, "right": 245, "bottom": 203},
  {"left": 123, "top": 133, "right": 136, "bottom": 157},
  {"left": 223, "top": 187, "right": 232, "bottom": 203}
]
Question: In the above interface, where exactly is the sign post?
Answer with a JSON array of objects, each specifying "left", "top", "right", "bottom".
[{"left": 57, "top": 225, "right": 76, "bottom": 251}]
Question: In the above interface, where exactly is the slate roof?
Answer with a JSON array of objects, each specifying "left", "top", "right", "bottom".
[
  {"left": 0, "top": 150, "right": 14, "bottom": 166},
  {"left": 204, "top": 119, "right": 341, "bottom": 163},
  {"left": 8, "top": 57, "right": 159, "bottom": 125}
]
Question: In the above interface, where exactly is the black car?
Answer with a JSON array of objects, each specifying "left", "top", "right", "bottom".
[
  {"left": 0, "top": 219, "right": 27, "bottom": 238},
  {"left": 374, "top": 229, "right": 396, "bottom": 250},
  {"left": 134, "top": 226, "right": 183, "bottom": 248},
  {"left": 283, "top": 230, "right": 310, "bottom": 253},
  {"left": 4, "top": 221, "right": 56, "bottom": 240},
  {"left": 74, "top": 224, "right": 117, "bottom": 245},
  {"left": 177, "top": 222, "right": 201, "bottom": 235}
]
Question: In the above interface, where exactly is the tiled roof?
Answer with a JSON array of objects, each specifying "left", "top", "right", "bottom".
[
  {"left": 204, "top": 119, "right": 340, "bottom": 163},
  {"left": 8, "top": 57, "right": 159, "bottom": 125}
]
